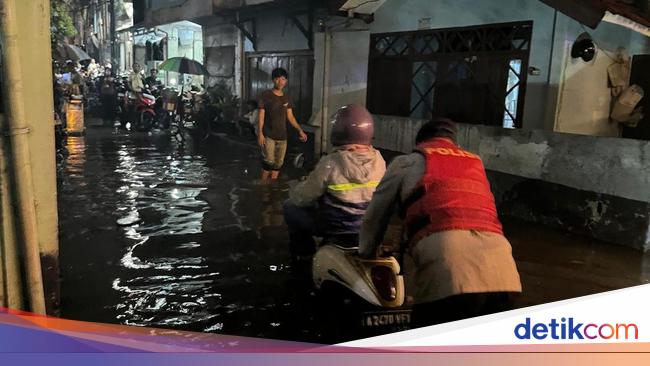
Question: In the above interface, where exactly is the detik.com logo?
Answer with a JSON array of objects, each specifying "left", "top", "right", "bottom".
[{"left": 514, "top": 318, "right": 639, "bottom": 340}]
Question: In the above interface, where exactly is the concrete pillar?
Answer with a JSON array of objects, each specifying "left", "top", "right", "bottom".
[
  {"left": 0, "top": 0, "right": 60, "bottom": 314},
  {"left": 0, "top": 114, "right": 24, "bottom": 310}
]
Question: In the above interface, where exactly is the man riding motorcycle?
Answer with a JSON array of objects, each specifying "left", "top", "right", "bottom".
[{"left": 283, "top": 104, "right": 386, "bottom": 261}]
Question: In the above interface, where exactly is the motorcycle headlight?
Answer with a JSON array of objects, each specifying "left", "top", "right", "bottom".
[{"left": 371, "top": 266, "right": 397, "bottom": 301}]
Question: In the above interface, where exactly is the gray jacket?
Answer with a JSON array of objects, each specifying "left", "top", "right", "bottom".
[{"left": 289, "top": 146, "right": 386, "bottom": 235}]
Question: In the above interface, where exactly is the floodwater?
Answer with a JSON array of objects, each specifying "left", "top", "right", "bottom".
[{"left": 57, "top": 123, "right": 650, "bottom": 344}]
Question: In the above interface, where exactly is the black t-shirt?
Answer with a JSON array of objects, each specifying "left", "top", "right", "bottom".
[
  {"left": 259, "top": 90, "right": 292, "bottom": 140},
  {"left": 145, "top": 76, "right": 159, "bottom": 87},
  {"left": 100, "top": 75, "right": 116, "bottom": 95}
]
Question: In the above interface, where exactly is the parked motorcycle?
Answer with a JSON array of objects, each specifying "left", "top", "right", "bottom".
[
  {"left": 115, "top": 80, "right": 163, "bottom": 132},
  {"left": 170, "top": 89, "right": 209, "bottom": 142},
  {"left": 116, "top": 76, "right": 130, "bottom": 128},
  {"left": 134, "top": 90, "right": 157, "bottom": 132},
  {"left": 84, "top": 74, "right": 103, "bottom": 114}
]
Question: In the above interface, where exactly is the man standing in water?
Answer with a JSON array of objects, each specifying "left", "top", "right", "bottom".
[{"left": 257, "top": 68, "right": 308, "bottom": 182}]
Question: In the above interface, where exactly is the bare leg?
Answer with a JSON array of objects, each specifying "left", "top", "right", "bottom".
[
  {"left": 261, "top": 169, "right": 271, "bottom": 181},
  {"left": 271, "top": 141, "right": 286, "bottom": 180}
]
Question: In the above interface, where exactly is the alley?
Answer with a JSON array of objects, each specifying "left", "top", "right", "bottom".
[{"left": 57, "top": 122, "right": 650, "bottom": 343}]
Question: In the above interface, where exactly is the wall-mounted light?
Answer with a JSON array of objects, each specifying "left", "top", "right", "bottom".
[{"left": 571, "top": 32, "right": 596, "bottom": 62}]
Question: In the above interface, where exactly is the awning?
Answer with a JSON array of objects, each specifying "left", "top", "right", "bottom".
[
  {"left": 62, "top": 44, "right": 91, "bottom": 62},
  {"left": 134, "top": 32, "right": 167, "bottom": 47},
  {"left": 335, "top": 0, "right": 387, "bottom": 14},
  {"left": 603, "top": 10, "right": 650, "bottom": 37},
  {"left": 539, "top": 0, "right": 650, "bottom": 30}
]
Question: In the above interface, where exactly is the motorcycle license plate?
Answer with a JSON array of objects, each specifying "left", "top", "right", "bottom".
[{"left": 361, "top": 310, "right": 411, "bottom": 328}]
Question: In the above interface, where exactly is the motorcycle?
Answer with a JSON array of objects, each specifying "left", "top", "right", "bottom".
[
  {"left": 291, "top": 148, "right": 411, "bottom": 331},
  {"left": 158, "top": 87, "right": 193, "bottom": 143},
  {"left": 313, "top": 245, "right": 405, "bottom": 308},
  {"left": 84, "top": 75, "right": 102, "bottom": 115},
  {"left": 116, "top": 76, "right": 130, "bottom": 128},
  {"left": 134, "top": 90, "right": 158, "bottom": 132},
  {"left": 116, "top": 85, "right": 161, "bottom": 132},
  {"left": 311, "top": 243, "right": 410, "bottom": 331},
  {"left": 173, "top": 89, "right": 209, "bottom": 141}
]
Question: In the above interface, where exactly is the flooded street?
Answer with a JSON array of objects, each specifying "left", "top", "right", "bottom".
[
  {"left": 58, "top": 123, "right": 650, "bottom": 344},
  {"left": 58, "top": 125, "right": 322, "bottom": 341}
]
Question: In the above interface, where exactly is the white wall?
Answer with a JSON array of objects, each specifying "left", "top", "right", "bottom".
[
  {"left": 554, "top": 18, "right": 650, "bottom": 137},
  {"left": 255, "top": 10, "right": 310, "bottom": 52},
  {"left": 200, "top": 11, "right": 312, "bottom": 100},
  {"left": 311, "top": 0, "right": 558, "bottom": 132},
  {"left": 311, "top": 29, "right": 370, "bottom": 153},
  {"left": 368, "top": 0, "right": 557, "bottom": 130},
  {"left": 374, "top": 114, "right": 650, "bottom": 203},
  {"left": 202, "top": 23, "right": 240, "bottom": 92},
  {"left": 151, "top": 21, "right": 204, "bottom": 86},
  {"left": 317, "top": 0, "right": 650, "bottom": 137}
]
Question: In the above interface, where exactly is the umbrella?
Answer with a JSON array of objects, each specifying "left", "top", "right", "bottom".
[
  {"left": 157, "top": 57, "right": 209, "bottom": 76},
  {"left": 63, "top": 44, "right": 92, "bottom": 63}
]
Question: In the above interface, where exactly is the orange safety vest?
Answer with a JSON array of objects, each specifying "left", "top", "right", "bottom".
[{"left": 403, "top": 138, "right": 503, "bottom": 244}]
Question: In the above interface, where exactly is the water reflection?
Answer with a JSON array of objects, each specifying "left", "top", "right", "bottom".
[
  {"left": 65, "top": 136, "right": 86, "bottom": 180},
  {"left": 58, "top": 128, "right": 650, "bottom": 344},
  {"left": 111, "top": 142, "right": 217, "bottom": 327}
]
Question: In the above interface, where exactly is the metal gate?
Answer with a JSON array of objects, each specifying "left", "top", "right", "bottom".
[{"left": 245, "top": 51, "right": 315, "bottom": 125}]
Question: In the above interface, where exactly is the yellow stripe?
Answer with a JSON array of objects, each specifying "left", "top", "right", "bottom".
[{"left": 327, "top": 181, "right": 380, "bottom": 192}]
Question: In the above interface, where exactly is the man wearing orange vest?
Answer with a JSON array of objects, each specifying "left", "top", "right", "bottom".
[{"left": 358, "top": 118, "right": 521, "bottom": 328}]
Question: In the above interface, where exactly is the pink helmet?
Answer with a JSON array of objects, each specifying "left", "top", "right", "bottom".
[{"left": 330, "top": 104, "right": 374, "bottom": 146}]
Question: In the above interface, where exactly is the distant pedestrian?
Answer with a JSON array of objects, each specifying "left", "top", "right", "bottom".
[
  {"left": 99, "top": 68, "right": 117, "bottom": 127},
  {"left": 62, "top": 60, "right": 85, "bottom": 96},
  {"left": 257, "top": 68, "right": 308, "bottom": 182}
]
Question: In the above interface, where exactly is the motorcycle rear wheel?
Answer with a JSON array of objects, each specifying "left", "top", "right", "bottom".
[{"left": 136, "top": 112, "right": 155, "bottom": 132}]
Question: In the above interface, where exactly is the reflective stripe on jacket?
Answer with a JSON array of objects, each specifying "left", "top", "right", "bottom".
[{"left": 288, "top": 146, "right": 386, "bottom": 235}]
